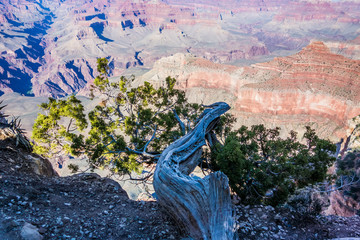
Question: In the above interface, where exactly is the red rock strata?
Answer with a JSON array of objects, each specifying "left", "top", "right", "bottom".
[
  {"left": 234, "top": 42, "right": 360, "bottom": 134},
  {"left": 143, "top": 41, "right": 360, "bottom": 140},
  {"left": 3, "top": 0, "right": 360, "bottom": 97}
]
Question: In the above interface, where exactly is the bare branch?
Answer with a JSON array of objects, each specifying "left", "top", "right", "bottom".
[
  {"left": 143, "top": 125, "right": 157, "bottom": 153},
  {"left": 128, "top": 172, "right": 154, "bottom": 181},
  {"left": 126, "top": 147, "right": 160, "bottom": 159},
  {"left": 318, "top": 174, "right": 360, "bottom": 193},
  {"left": 172, "top": 109, "right": 186, "bottom": 135}
]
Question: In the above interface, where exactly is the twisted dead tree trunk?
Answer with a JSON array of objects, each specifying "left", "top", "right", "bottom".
[{"left": 153, "top": 102, "right": 235, "bottom": 240}]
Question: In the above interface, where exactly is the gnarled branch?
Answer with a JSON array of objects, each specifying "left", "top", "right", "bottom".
[{"left": 154, "top": 102, "right": 235, "bottom": 239}]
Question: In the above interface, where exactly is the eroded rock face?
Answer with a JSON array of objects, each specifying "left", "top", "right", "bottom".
[
  {"left": 141, "top": 41, "right": 360, "bottom": 140},
  {"left": 326, "top": 36, "right": 360, "bottom": 60},
  {"left": 0, "top": 0, "right": 56, "bottom": 96},
  {"left": 2, "top": 0, "right": 360, "bottom": 97},
  {"left": 234, "top": 41, "right": 360, "bottom": 139},
  {"left": 325, "top": 190, "right": 360, "bottom": 217}
]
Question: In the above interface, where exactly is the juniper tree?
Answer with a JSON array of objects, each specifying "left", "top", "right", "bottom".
[
  {"left": 211, "top": 125, "right": 336, "bottom": 206},
  {"left": 32, "top": 58, "right": 204, "bottom": 178}
]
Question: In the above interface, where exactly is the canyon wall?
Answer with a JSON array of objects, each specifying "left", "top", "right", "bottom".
[
  {"left": 140, "top": 41, "right": 360, "bottom": 140},
  {"left": 1, "top": 0, "right": 360, "bottom": 97}
]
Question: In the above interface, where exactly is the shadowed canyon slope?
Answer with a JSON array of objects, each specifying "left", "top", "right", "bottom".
[
  {"left": 1, "top": 0, "right": 360, "bottom": 97},
  {"left": 0, "top": 0, "right": 56, "bottom": 96},
  {"left": 141, "top": 41, "right": 360, "bottom": 140}
]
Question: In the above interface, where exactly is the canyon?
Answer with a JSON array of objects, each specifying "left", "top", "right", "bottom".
[
  {"left": 1, "top": 0, "right": 360, "bottom": 98},
  {"left": 1, "top": 0, "right": 360, "bottom": 227},
  {"left": 0, "top": 0, "right": 359, "bottom": 140},
  {"left": 140, "top": 41, "right": 360, "bottom": 140}
]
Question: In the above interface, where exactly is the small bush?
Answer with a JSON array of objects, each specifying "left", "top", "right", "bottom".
[{"left": 0, "top": 100, "right": 8, "bottom": 125}]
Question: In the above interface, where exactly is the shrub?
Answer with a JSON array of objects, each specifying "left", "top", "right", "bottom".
[{"left": 211, "top": 125, "right": 336, "bottom": 206}]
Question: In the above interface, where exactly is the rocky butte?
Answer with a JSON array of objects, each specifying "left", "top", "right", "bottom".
[{"left": 141, "top": 41, "right": 360, "bottom": 140}]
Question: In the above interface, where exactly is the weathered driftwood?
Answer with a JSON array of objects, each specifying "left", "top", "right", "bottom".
[{"left": 153, "top": 102, "right": 235, "bottom": 240}]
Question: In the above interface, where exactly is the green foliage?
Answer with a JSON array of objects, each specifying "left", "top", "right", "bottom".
[
  {"left": 32, "top": 96, "right": 87, "bottom": 158},
  {"left": 213, "top": 113, "right": 237, "bottom": 142},
  {"left": 32, "top": 58, "right": 203, "bottom": 175},
  {"left": 211, "top": 125, "right": 336, "bottom": 206},
  {"left": 32, "top": 57, "right": 340, "bottom": 207}
]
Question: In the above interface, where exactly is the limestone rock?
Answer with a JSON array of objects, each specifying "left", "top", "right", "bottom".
[{"left": 21, "top": 223, "right": 43, "bottom": 240}]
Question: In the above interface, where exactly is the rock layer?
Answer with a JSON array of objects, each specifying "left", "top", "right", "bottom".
[
  {"left": 2, "top": 0, "right": 360, "bottom": 97},
  {"left": 141, "top": 41, "right": 360, "bottom": 140}
]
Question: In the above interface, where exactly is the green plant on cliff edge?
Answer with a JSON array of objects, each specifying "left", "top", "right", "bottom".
[
  {"left": 32, "top": 58, "right": 337, "bottom": 206},
  {"left": 211, "top": 125, "right": 336, "bottom": 206},
  {"left": 32, "top": 58, "right": 204, "bottom": 178}
]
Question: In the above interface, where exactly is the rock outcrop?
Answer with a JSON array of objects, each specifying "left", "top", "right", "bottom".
[
  {"left": 0, "top": 125, "right": 57, "bottom": 177},
  {"left": 141, "top": 41, "right": 360, "bottom": 140},
  {"left": 234, "top": 41, "right": 360, "bottom": 139}
]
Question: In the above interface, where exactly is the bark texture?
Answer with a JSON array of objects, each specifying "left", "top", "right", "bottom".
[{"left": 153, "top": 102, "right": 235, "bottom": 240}]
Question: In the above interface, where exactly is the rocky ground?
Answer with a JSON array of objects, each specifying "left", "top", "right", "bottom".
[
  {"left": 235, "top": 204, "right": 360, "bottom": 240},
  {"left": 0, "top": 127, "right": 184, "bottom": 240},
  {"left": 1, "top": 127, "right": 360, "bottom": 240},
  {"left": 0, "top": 172, "right": 184, "bottom": 240}
]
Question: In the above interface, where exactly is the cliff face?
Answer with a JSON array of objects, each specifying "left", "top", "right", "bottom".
[
  {"left": 1, "top": 0, "right": 360, "bottom": 97},
  {"left": 141, "top": 41, "right": 360, "bottom": 140},
  {"left": 234, "top": 41, "right": 360, "bottom": 139},
  {"left": 0, "top": 0, "right": 56, "bottom": 96},
  {"left": 325, "top": 36, "right": 360, "bottom": 60}
]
